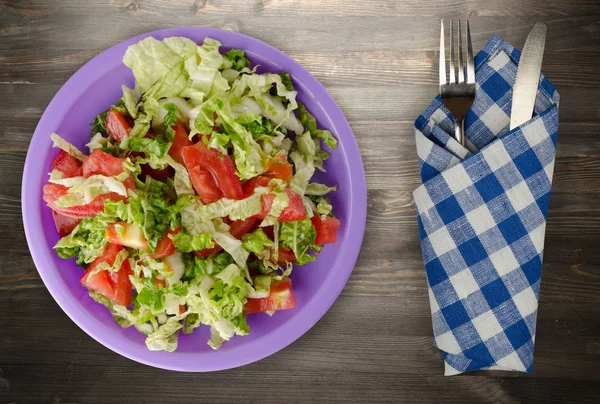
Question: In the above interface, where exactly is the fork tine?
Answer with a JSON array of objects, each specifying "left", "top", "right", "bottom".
[
  {"left": 466, "top": 20, "right": 475, "bottom": 84},
  {"left": 458, "top": 20, "right": 464, "bottom": 83},
  {"left": 449, "top": 20, "right": 455, "bottom": 84},
  {"left": 439, "top": 20, "right": 446, "bottom": 85}
]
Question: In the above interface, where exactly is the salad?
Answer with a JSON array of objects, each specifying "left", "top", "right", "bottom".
[{"left": 42, "top": 36, "right": 341, "bottom": 351}]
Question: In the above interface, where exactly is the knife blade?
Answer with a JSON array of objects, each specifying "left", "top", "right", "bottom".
[{"left": 510, "top": 22, "right": 547, "bottom": 130}]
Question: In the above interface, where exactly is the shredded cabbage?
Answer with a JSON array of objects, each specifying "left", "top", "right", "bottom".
[{"left": 47, "top": 35, "right": 340, "bottom": 353}]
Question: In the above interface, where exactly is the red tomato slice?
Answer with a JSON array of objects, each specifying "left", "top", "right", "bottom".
[
  {"left": 105, "top": 109, "right": 131, "bottom": 142},
  {"left": 80, "top": 243, "right": 133, "bottom": 306},
  {"left": 194, "top": 217, "right": 256, "bottom": 257},
  {"left": 181, "top": 141, "right": 243, "bottom": 203},
  {"left": 243, "top": 278, "right": 296, "bottom": 315},
  {"left": 105, "top": 222, "right": 149, "bottom": 250},
  {"left": 82, "top": 150, "right": 126, "bottom": 177},
  {"left": 187, "top": 167, "right": 223, "bottom": 204},
  {"left": 81, "top": 149, "right": 135, "bottom": 191},
  {"left": 276, "top": 246, "right": 297, "bottom": 265},
  {"left": 311, "top": 216, "right": 341, "bottom": 245},
  {"left": 242, "top": 175, "right": 272, "bottom": 198},
  {"left": 43, "top": 183, "right": 127, "bottom": 219},
  {"left": 194, "top": 245, "right": 221, "bottom": 258},
  {"left": 258, "top": 189, "right": 306, "bottom": 222},
  {"left": 52, "top": 150, "right": 82, "bottom": 178},
  {"left": 52, "top": 210, "right": 81, "bottom": 237},
  {"left": 112, "top": 259, "right": 133, "bottom": 306},
  {"left": 168, "top": 121, "right": 193, "bottom": 166},
  {"left": 149, "top": 227, "right": 181, "bottom": 259},
  {"left": 230, "top": 217, "right": 257, "bottom": 238},
  {"left": 264, "top": 157, "right": 293, "bottom": 183}
]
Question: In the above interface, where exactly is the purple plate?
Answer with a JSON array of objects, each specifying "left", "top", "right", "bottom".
[{"left": 21, "top": 27, "right": 367, "bottom": 372}]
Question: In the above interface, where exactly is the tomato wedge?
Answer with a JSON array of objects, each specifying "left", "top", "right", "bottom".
[
  {"left": 258, "top": 189, "right": 307, "bottom": 222},
  {"left": 149, "top": 227, "right": 181, "bottom": 259},
  {"left": 43, "top": 183, "right": 127, "bottom": 219},
  {"left": 188, "top": 168, "right": 223, "bottom": 204},
  {"left": 82, "top": 149, "right": 135, "bottom": 190},
  {"left": 105, "top": 109, "right": 131, "bottom": 142},
  {"left": 181, "top": 141, "right": 243, "bottom": 204},
  {"left": 311, "top": 216, "right": 341, "bottom": 245},
  {"left": 243, "top": 278, "right": 296, "bottom": 315},
  {"left": 243, "top": 178, "right": 307, "bottom": 222},
  {"left": 242, "top": 175, "right": 272, "bottom": 198},
  {"left": 105, "top": 222, "right": 149, "bottom": 250},
  {"left": 52, "top": 150, "right": 82, "bottom": 178},
  {"left": 52, "top": 210, "right": 81, "bottom": 237},
  {"left": 276, "top": 246, "right": 296, "bottom": 265},
  {"left": 168, "top": 121, "right": 193, "bottom": 166},
  {"left": 80, "top": 243, "right": 133, "bottom": 306},
  {"left": 82, "top": 150, "right": 126, "bottom": 177},
  {"left": 194, "top": 217, "right": 256, "bottom": 258},
  {"left": 264, "top": 156, "right": 293, "bottom": 183}
]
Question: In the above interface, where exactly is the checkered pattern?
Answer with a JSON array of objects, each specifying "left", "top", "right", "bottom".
[{"left": 413, "top": 35, "right": 559, "bottom": 375}]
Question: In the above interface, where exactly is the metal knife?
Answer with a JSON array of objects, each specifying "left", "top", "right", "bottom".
[{"left": 510, "top": 22, "right": 547, "bottom": 130}]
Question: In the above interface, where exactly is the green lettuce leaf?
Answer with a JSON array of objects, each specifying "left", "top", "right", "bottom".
[
  {"left": 213, "top": 98, "right": 267, "bottom": 179},
  {"left": 120, "top": 85, "right": 141, "bottom": 119},
  {"left": 224, "top": 49, "right": 250, "bottom": 71},
  {"left": 315, "top": 197, "right": 333, "bottom": 217},
  {"left": 183, "top": 264, "right": 251, "bottom": 349},
  {"left": 90, "top": 110, "right": 109, "bottom": 137},
  {"left": 193, "top": 189, "right": 265, "bottom": 222},
  {"left": 136, "top": 284, "right": 166, "bottom": 312},
  {"left": 54, "top": 211, "right": 117, "bottom": 264},
  {"left": 241, "top": 229, "right": 274, "bottom": 254},
  {"left": 52, "top": 174, "right": 129, "bottom": 209},
  {"left": 188, "top": 252, "right": 235, "bottom": 278},
  {"left": 212, "top": 220, "right": 249, "bottom": 268},
  {"left": 297, "top": 102, "right": 337, "bottom": 150},
  {"left": 279, "top": 219, "right": 317, "bottom": 265},
  {"left": 229, "top": 73, "right": 303, "bottom": 134},
  {"left": 127, "top": 103, "right": 178, "bottom": 158},
  {"left": 144, "top": 60, "right": 189, "bottom": 102},
  {"left": 181, "top": 38, "right": 229, "bottom": 106},
  {"left": 278, "top": 72, "right": 295, "bottom": 92},
  {"left": 171, "top": 231, "right": 214, "bottom": 253},
  {"left": 123, "top": 36, "right": 195, "bottom": 93},
  {"left": 305, "top": 182, "right": 338, "bottom": 196},
  {"left": 206, "top": 132, "right": 230, "bottom": 154},
  {"left": 145, "top": 316, "right": 183, "bottom": 352},
  {"left": 103, "top": 190, "right": 172, "bottom": 250}
]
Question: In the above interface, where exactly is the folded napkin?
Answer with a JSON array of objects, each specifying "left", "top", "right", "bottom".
[{"left": 413, "top": 35, "right": 559, "bottom": 375}]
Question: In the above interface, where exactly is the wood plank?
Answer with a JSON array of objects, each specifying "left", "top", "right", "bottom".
[
  {"left": 3, "top": 49, "right": 600, "bottom": 89},
  {"left": 1, "top": 11, "right": 599, "bottom": 54},
  {"left": 3, "top": 0, "right": 600, "bottom": 19},
  {"left": 0, "top": 290, "right": 599, "bottom": 404}
]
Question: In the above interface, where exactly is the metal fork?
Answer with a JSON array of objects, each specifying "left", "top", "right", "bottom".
[{"left": 439, "top": 20, "right": 476, "bottom": 147}]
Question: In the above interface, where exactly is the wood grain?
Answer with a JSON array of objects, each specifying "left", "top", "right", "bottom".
[{"left": 1, "top": 0, "right": 600, "bottom": 403}]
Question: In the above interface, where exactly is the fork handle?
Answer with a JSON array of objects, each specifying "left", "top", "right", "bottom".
[{"left": 455, "top": 119, "right": 466, "bottom": 147}]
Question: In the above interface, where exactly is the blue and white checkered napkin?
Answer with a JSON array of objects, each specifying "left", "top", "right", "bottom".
[{"left": 413, "top": 35, "right": 559, "bottom": 375}]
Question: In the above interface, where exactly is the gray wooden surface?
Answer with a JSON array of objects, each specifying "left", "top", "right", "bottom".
[{"left": 1, "top": 1, "right": 600, "bottom": 403}]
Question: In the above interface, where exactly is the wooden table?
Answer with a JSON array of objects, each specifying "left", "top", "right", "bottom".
[{"left": 1, "top": 1, "right": 599, "bottom": 402}]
